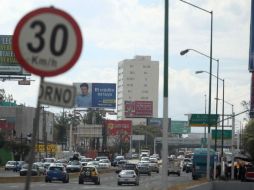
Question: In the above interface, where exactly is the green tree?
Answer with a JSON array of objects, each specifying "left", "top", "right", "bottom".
[
  {"left": 243, "top": 119, "right": 254, "bottom": 160},
  {"left": 53, "top": 112, "right": 71, "bottom": 145}
]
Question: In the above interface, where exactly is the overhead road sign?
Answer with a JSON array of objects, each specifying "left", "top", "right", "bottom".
[
  {"left": 189, "top": 114, "right": 219, "bottom": 127},
  {"left": 39, "top": 81, "right": 76, "bottom": 108},
  {"left": 13, "top": 7, "right": 83, "bottom": 77},
  {"left": 211, "top": 129, "right": 232, "bottom": 140}
]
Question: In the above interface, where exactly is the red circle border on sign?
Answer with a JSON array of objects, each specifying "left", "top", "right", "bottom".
[{"left": 13, "top": 7, "right": 83, "bottom": 77}]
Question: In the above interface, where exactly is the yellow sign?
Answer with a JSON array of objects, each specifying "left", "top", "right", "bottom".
[{"left": 35, "top": 144, "right": 57, "bottom": 153}]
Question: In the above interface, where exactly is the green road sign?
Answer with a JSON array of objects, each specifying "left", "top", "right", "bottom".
[
  {"left": 171, "top": 120, "right": 191, "bottom": 134},
  {"left": 211, "top": 129, "right": 232, "bottom": 139},
  {"left": 189, "top": 114, "right": 219, "bottom": 127}
]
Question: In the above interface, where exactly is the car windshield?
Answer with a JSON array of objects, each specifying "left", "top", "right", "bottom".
[
  {"left": 49, "top": 167, "right": 63, "bottom": 171},
  {"left": 70, "top": 160, "right": 80, "bottom": 165},
  {"left": 100, "top": 159, "right": 109, "bottom": 163},
  {"left": 247, "top": 167, "right": 254, "bottom": 172},
  {"left": 7, "top": 161, "right": 16, "bottom": 165}
]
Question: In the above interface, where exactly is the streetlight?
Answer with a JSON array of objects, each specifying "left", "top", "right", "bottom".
[
  {"left": 196, "top": 70, "right": 225, "bottom": 178},
  {"left": 179, "top": 0, "right": 213, "bottom": 180},
  {"left": 181, "top": 49, "right": 220, "bottom": 151},
  {"left": 216, "top": 97, "right": 235, "bottom": 180}
]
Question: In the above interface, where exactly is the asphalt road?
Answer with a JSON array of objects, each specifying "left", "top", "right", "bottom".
[{"left": 0, "top": 169, "right": 192, "bottom": 190}]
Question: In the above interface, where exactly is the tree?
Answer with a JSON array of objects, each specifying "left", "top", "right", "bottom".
[
  {"left": 132, "top": 125, "right": 162, "bottom": 154},
  {"left": 243, "top": 119, "right": 254, "bottom": 160}
]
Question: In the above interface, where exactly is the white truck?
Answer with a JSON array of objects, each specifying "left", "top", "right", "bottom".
[
  {"left": 140, "top": 149, "right": 150, "bottom": 158},
  {"left": 168, "top": 159, "right": 181, "bottom": 176}
]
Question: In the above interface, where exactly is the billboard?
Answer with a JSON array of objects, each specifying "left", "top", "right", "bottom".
[
  {"left": 0, "top": 35, "right": 30, "bottom": 75},
  {"left": 0, "top": 117, "right": 15, "bottom": 130},
  {"left": 73, "top": 83, "right": 116, "bottom": 109},
  {"left": 104, "top": 120, "right": 132, "bottom": 142},
  {"left": 125, "top": 101, "right": 153, "bottom": 118}
]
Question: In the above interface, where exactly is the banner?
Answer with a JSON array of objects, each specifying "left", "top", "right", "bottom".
[
  {"left": 125, "top": 101, "right": 153, "bottom": 118},
  {"left": 104, "top": 120, "right": 132, "bottom": 142}
]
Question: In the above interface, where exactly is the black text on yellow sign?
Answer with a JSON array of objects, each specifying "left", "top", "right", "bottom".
[{"left": 35, "top": 144, "right": 57, "bottom": 153}]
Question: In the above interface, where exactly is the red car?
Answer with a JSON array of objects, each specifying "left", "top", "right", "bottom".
[{"left": 244, "top": 167, "right": 254, "bottom": 181}]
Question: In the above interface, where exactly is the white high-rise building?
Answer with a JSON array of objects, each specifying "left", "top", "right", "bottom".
[{"left": 117, "top": 55, "right": 159, "bottom": 125}]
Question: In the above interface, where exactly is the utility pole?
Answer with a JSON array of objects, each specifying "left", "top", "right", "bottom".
[{"left": 42, "top": 106, "right": 48, "bottom": 158}]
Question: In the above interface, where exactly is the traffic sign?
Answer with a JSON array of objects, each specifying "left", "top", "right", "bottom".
[
  {"left": 189, "top": 114, "right": 219, "bottom": 127},
  {"left": 39, "top": 81, "right": 76, "bottom": 108},
  {"left": 13, "top": 7, "right": 83, "bottom": 77},
  {"left": 211, "top": 129, "right": 232, "bottom": 139}
]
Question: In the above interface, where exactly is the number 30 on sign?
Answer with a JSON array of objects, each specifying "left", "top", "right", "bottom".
[{"left": 13, "top": 7, "right": 83, "bottom": 77}]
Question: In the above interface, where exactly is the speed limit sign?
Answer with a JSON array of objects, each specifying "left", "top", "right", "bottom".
[{"left": 13, "top": 7, "right": 83, "bottom": 77}]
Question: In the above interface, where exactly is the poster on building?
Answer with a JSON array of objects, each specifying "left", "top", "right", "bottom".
[
  {"left": 73, "top": 83, "right": 116, "bottom": 109},
  {"left": 0, "top": 35, "right": 30, "bottom": 75},
  {"left": 124, "top": 101, "right": 153, "bottom": 118},
  {"left": 104, "top": 120, "right": 132, "bottom": 142}
]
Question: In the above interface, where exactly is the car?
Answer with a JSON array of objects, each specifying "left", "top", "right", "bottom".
[
  {"left": 20, "top": 163, "right": 40, "bottom": 176},
  {"left": 141, "top": 156, "right": 150, "bottom": 162},
  {"left": 185, "top": 162, "right": 193, "bottom": 173},
  {"left": 45, "top": 165, "right": 69, "bottom": 183},
  {"left": 80, "top": 158, "right": 93, "bottom": 166},
  {"left": 149, "top": 158, "right": 159, "bottom": 173},
  {"left": 79, "top": 166, "right": 100, "bottom": 185},
  {"left": 5, "top": 161, "right": 17, "bottom": 171},
  {"left": 66, "top": 160, "right": 82, "bottom": 173},
  {"left": 86, "top": 161, "right": 100, "bottom": 168},
  {"left": 244, "top": 166, "right": 254, "bottom": 181},
  {"left": 151, "top": 154, "right": 160, "bottom": 160},
  {"left": 34, "top": 162, "right": 46, "bottom": 175},
  {"left": 122, "top": 163, "right": 139, "bottom": 176},
  {"left": 137, "top": 162, "right": 151, "bottom": 176},
  {"left": 111, "top": 155, "right": 125, "bottom": 167},
  {"left": 117, "top": 170, "right": 139, "bottom": 186},
  {"left": 98, "top": 159, "right": 111, "bottom": 169},
  {"left": 13, "top": 161, "right": 25, "bottom": 172},
  {"left": 182, "top": 158, "right": 191, "bottom": 171}
]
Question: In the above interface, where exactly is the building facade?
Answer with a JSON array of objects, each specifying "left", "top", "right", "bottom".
[
  {"left": 117, "top": 55, "right": 159, "bottom": 125},
  {"left": 0, "top": 105, "right": 54, "bottom": 143}
]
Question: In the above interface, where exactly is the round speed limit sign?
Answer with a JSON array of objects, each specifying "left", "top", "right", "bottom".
[{"left": 13, "top": 7, "right": 83, "bottom": 77}]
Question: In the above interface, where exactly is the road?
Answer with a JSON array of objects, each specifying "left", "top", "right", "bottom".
[{"left": 0, "top": 169, "right": 192, "bottom": 190}]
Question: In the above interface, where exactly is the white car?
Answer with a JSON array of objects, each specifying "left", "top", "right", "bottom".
[
  {"left": 5, "top": 161, "right": 17, "bottom": 171},
  {"left": 118, "top": 170, "right": 139, "bottom": 186},
  {"left": 98, "top": 159, "right": 111, "bottom": 169},
  {"left": 80, "top": 158, "right": 93, "bottom": 166},
  {"left": 87, "top": 161, "right": 100, "bottom": 168}
]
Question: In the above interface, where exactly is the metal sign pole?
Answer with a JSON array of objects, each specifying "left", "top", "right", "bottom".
[{"left": 24, "top": 77, "right": 43, "bottom": 190}]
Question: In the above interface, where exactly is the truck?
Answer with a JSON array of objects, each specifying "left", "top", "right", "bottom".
[
  {"left": 168, "top": 158, "right": 181, "bottom": 176},
  {"left": 140, "top": 148, "right": 150, "bottom": 158},
  {"left": 192, "top": 148, "right": 216, "bottom": 180}
]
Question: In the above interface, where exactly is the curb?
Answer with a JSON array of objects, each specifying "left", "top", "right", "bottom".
[{"left": 0, "top": 168, "right": 116, "bottom": 183}]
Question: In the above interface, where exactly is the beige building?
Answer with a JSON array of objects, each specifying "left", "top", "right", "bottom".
[{"left": 117, "top": 55, "right": 159, "bottom": 125}]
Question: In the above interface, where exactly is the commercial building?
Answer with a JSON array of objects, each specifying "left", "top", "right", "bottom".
[
  {"left": 0, "top": 105, "right": 54, "bottom": 143},
  {"left": 117, "top": 55, "right": 159, "bottom": 125}
]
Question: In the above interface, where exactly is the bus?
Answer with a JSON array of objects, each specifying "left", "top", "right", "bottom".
[{"left": 192, "top": 148, "right": 216, "bottom": 180}]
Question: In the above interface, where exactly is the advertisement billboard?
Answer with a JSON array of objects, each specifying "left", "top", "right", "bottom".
[
  {"left": 124, "top": 101, "right": 153, "bottom": 118},
  {"left": 104, "top": 120, "right": 132, "bottom": 142},
  {"left": 0, "top": 35, "right": 30, "bottom": 75},
  {"left": 73, "top": 83, "right": 116, "bottom": 109}
]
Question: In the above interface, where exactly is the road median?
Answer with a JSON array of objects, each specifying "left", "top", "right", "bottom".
[{"left": 0, "top": 168, "right": 116, "bottom": 183}]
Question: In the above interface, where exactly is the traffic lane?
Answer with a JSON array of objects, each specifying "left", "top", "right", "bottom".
[{"left": 0, "top": 170, "right": 192, "bottom": 190}]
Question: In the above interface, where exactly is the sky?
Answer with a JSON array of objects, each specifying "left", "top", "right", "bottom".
[{"left": 0, "top": 0, "right": 251, "bottom": 132}]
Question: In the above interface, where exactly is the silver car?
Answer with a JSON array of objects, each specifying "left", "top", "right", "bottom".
[{"left": 117, "top": 170, "right": 139, "bottom": 186}]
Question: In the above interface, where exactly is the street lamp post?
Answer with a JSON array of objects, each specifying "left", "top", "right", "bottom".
[
  {"left": 179, "top": 0, "right": 213, "bottom": 180},
  {"left": 180, "top": 49, "right": 220, "bottom": 151},
  {"left": 196, "top": 70, "right": 224, "bottom": 178},
  {"left": 216, "top": 98, "right": 234, "bottom": 180}
]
